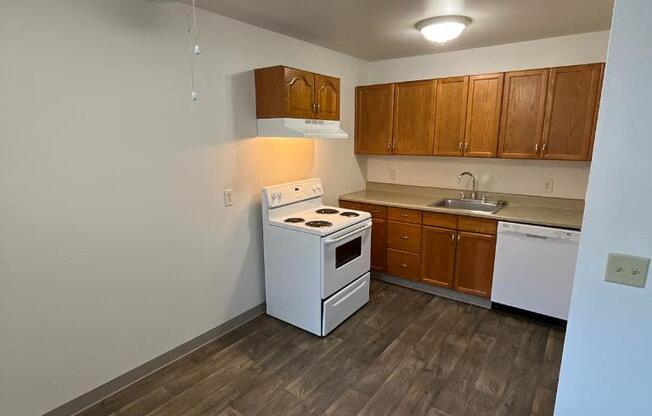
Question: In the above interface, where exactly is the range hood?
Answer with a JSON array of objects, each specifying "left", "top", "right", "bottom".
[{"left": 257, "top": 118, "right": 349, "bottom": 139}]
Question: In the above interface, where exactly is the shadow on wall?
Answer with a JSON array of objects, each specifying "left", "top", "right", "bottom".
[{"left": 230, "top": 70, "right": 258, "bottom": 140}]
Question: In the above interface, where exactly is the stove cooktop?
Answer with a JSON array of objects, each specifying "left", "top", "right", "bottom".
[{"left": 270, "top": 205, "right": 371, "bottom": 236}]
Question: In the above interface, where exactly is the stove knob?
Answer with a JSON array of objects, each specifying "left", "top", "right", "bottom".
[
  {"left": 316, "top": 185, "right": 321, "bottom": 192},
  {"left": 271, "top": 193, "right": 277, "bottom": 201},
  {"left": 277, "top": 192, "right": 282, "bottom": 200}
]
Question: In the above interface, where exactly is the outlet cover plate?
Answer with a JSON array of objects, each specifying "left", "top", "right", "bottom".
[{"left": 605, "top": 252, "right": 650, "bottom": 288}]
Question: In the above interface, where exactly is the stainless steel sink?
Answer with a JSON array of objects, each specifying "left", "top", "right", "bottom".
[{"left": 429, "top": 198, "right": 506, "bottom": 214}]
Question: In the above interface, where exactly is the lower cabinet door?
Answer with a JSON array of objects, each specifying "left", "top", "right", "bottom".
[
  {"left": 420, "top": 226, "right": 457, "bottom": 288},
  {"left": 387, "top": 249, "right": 421, "bottom": 281},
  {"left": 371, "top": 218, "right": 387, "bottom": 272},
  {"left": 454, "top": 231, "right": 496, "bottom": 297}
]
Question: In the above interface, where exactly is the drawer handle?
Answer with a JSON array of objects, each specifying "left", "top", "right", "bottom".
[
  {"left": 401, "top": 264, "right": 408, "bottom": 268},
  {"left": 370, "top": 210, "right": 380, "bottom": 214},
  {"left": 400, "top": 213, "right": 409, "bottom": 217},
  {"left": 400, "top": 235, "right": 409, "bottom": 240}
]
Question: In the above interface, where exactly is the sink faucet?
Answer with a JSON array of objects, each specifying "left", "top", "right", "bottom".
[{"left": 457, "top": 171, "right": 477, "bottom": 200}]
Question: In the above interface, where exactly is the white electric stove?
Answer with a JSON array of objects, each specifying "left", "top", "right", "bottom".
[{"left": 261, "top": 178, "right": 372, "bottom": 336}]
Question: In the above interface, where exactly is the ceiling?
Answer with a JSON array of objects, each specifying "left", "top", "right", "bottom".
[{"left": 188, "top": 0, "right": 614, "bottom": 61}]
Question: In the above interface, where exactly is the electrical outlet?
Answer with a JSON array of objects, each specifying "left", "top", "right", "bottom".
[
  {"left": 389, "top": 168, "right": 397, "bottom": 181},
  {"left": 543, "top": 178, "right": 554, "bottom": 193},
  {"left": 224, "top": 189, "right": 234, "bottom": 206},
  {"left": 605, "top": 252, "right": 650, "bottom": 288}
]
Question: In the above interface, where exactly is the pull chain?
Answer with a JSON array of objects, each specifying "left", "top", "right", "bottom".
[{"left": 186, "top": 0, "right": 200, "bottom": 101}]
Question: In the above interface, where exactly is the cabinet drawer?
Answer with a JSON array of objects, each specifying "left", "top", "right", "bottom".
[
  {"left": 388, "top": 207, "right": 423, "bottom": 224},
  {"left": 339, "top": 200, "right": 362, "bottom": 210},
  {"left": 423, "top": 211, "right": 458, "bottom": 229},
  {"left": 387, "top": 249, "right": 421, "bottom": 281},
  {"left": 361, "top": 203, "right": 387, "bottom": 219},
  {"left": 458, "top": 216, "right": 497, "bottom": 235},
  {"left": 387, "top": 221, "right": 422, "bottom": 253}
]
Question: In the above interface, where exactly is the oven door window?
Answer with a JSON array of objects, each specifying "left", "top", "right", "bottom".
[{"left": 335, "top": 236, "right": 362, "bottom": 269}]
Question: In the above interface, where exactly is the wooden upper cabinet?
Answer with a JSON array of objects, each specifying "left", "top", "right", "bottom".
[
  {"left": 315, "top": 74, "right": 340, "bottom": 120},
  {"left": 420, "top": 226, "right": 457, "bottom": 289},
  {"left": 541, "top": 64, "right": 604, "bottom": 161},
  {"left": 433, "top": 76, "right": 469, "bottom": 156},
  {"left": 393, "top": 80, "right": 437, "bottom": 155},
  {"left": 498, "top": 69, "right": 549, "bottom": 159},
  {"left": 454, "top": 231, "right": 496, "bottom": 298},
  {"left": 355, "top": 84, "right": 395, "bottom": 155},
  {"left": 464, "top": 73, "right": 503, "bottom": 157},
  {"left": 255, "top": 66, "right": 341, "bottom": 120}
]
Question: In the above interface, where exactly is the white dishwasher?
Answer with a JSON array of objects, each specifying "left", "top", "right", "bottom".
[{"left": 492, "top": 222, "right": 581, "bottom": 320}]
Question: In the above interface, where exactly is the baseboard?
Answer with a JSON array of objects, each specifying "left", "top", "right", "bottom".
[
  {"left": 491, "top": 302, "right": 567, "bottom": 327},
  {"left": 43, "top": 303, "right": 266, "bottom": 416},
  {"left": 372, "top": 272, "right": 492, "bottom": 309}
]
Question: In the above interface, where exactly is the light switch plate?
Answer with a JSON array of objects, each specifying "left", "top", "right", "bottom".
[
  {"left": 605, "top": 252, "right": 650, "bottom": 288},
  {"left": 224, "top": 189, "right": 234, "bottom": 206}
]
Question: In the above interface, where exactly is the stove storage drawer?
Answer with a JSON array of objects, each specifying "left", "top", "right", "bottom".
[{"left": 322, "top": 273, "right": 370, "bottom": 335}]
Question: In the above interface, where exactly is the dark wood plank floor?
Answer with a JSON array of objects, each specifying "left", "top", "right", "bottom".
[{"left": 78, "top": 280, "right": 565, "bottom": 416}]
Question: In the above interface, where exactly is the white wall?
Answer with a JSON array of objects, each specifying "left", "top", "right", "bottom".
[
  {"left": 0, "top": 1, "right": 364, "bottom": 415},
  {"left": 555, "top": 1, "right": 652, "bottom": 414},
  {"left": 363, "top": 31, "right": 610, "bottom": 199}
]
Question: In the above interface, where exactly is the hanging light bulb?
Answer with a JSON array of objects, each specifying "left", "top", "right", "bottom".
[{"left": 193, "top": 44, "right": 201, "bottom": 56}]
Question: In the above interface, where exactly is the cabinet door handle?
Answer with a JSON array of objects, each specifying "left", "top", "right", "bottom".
[
  {"left": 535, "top": 143, "right": 540, "bottom": 152},
  {"left": 542, "top": 143, "right": 547, "bottom": 153},
  {"left": 464, "top": 142, "right": 469, "bottom": 152},
  {"left": 400, "top": 235, "right": 409, "bottom": 240},
  {"left": 392, "top": 142, "right": 397, "bottom": 151},
  {"left": 316, "top": 104, "right": 321, "bottom": 113},
  {"left": 458, "top": 142, "right": 463, "bottom": 152},
  {"left": 451, "top": 234, "right": 455, "bottom": 242},
  {"left": 457, "top": 234, "right": 461, "bottom": 243},
  {"left": 386, "top": 142, "right": 391, "bottom": 151}
]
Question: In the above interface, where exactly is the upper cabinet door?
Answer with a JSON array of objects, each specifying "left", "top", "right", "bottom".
[
  {"left": 498, "top": 69, "right": 549, "bottom": 159},
  {"left": 283, "top": 67, "right": 315, "bottom": 119},
  {"left": 433, "top": 76, "right": 469, "bottom": 156},
  {"left": 314, "top": 74, "right": 340, "bottom": 120},
  {"left": 392, "top": 80, "right": 436, "bottom": 155},
  {"left": 541, "top": 64, "right": 604, "bottom": 161},
  {"left": 464, "top": 73, "right": 504, "bottom": 158},
  {"left": 355, "top": 84, "right": 394, "bottom": 155}
]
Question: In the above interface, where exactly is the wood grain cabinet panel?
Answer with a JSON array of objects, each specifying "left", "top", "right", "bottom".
[
  {"left": 541, "top": 64, "right": 603, "bottom": 161},
  {"left": 422, "top": 212, "right": 458, "bottom": 229},
  {"left": 387, "top": 207, "right": 423, "bottom": 224},
  {"left": 387, "top": 221, "right": 422, "bottom": 253},
  {"left": 355, "top": 84, "right": 395, "bottom": 154},
  {"left": 498, "top": 69, "right": 549, "bottom": 159},
  {"left": 371, "top": 218, "right": 387, "bottom": 272},
  {"left": 392, "top": 80, "right": 437, "bottom": 155},
  {"left": 283, "top": 67, "right": 315, "bottom": 119},
  {"left": 457, "top": 216, "right": 497, "bottom": 235},
  {"left": 387, "top": 249, "right": 421, "bottom": 281},
  {"left": 420, "top": 226, "right": 457, "bottom": 288},
  {"left": 339, "top": 200, "right": 362, "bottom": 211},
  {"left": 315, "top": 74, "right": 340, "bottom": 120},
  {"left": 433, "top": 76, "right": 470, "bottom": 156},
  {"left": 361, "top": 203, "right": 387, "bottom": 219},
  {"left": 464, "top": 73, "right": 504, "bottom": 157},
  {"left": 454, "top": 232, "right": 496, "bottom": 298}
]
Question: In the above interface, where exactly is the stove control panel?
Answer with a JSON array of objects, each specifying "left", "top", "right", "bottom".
[{"left": 263, "top": 178, "right": 323, "bottom": 208}]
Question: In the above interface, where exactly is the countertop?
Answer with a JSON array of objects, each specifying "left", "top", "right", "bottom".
[{"left": 339, "top": 183, "right": 584, "bottom": 230}]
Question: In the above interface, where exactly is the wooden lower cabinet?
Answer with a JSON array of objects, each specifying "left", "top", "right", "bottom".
[
  {"left": 454, "top": 231, "right": 496, "bottom": 298},
  {"left": 387, "top": 249, "right": 421, "bottom": 281},
  {"left": 420, "top": 226, "right": 457, "bottom": 289},
  {"left": 371, "top": 218, "right": 387, "bottom": 272}
]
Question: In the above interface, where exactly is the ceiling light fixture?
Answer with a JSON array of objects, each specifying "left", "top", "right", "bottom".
[{"left": 416, "top": 15, "right": 472, "bottom": 44}]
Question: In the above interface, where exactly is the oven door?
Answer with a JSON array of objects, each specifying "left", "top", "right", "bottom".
[{"left": 321, "top": 220, "right": 372, "bottom": 299}]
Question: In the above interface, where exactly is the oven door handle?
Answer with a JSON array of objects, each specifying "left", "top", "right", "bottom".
[{"left": 323, "top": 222, "right": 372, "bottom": 245}]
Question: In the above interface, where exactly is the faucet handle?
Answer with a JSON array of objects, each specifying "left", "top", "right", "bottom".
[
  {"left": 481, "top": 193, "right": 489, "bottom": 203},
  {"left": 459, "top": 191, "right": 465, "bottom": 200}
]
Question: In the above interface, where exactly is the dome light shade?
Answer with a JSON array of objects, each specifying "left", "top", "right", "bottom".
[{"left": 416, "top": 16, "right": 472, "bottom": 44}]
